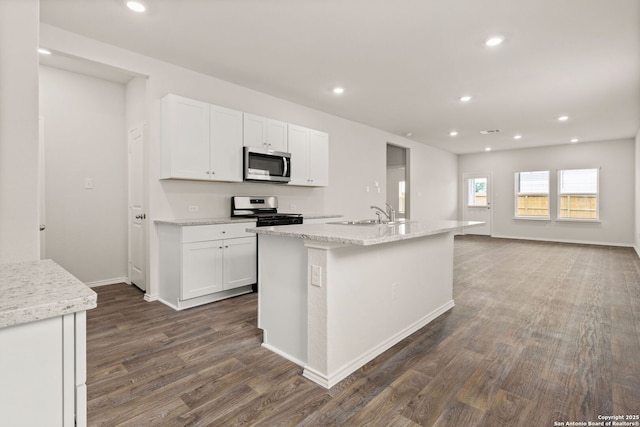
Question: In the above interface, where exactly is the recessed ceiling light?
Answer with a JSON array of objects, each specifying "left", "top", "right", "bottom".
[
  {"left": 126, "top": 1, "right": 146, "bottom": 12},
  {"left": 513, "top": 134, "right": 522, "bottom": 140},
  {"left": 570, "top": 138, "right": 579, "bottom": 143},
  {"left": 485, "top": 36, "right": 504, "bottom": 47},
  {"left": 557, "top": 115, "right": 569, "bottom": 121},
  {"left": 485, "top": 147, "right": 492, "bottom": 152},
  {"left": 404, "top": 132, "right": 412, "bottom": 137},
  {"left": 449, "top": 131, "right": 458, "bottom": 137},
  {"left": 332, "top": 87, "right": 344, "bottom": 95},
  {"left": 38, "top": 48, "right": 52, "bottom": 55},
  {"left": 459, "top": 95, "right": 472, "bottom": 102}
]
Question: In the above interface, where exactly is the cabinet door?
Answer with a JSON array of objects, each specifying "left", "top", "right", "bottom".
[
  {"left": 182, "top": 241, "right": 224, "bottom": 299},
  {"left": 308, "top": 129, "right": 329, "bottom": 187},
  {"left": 0, "top": 316, "right": 64, "bottom": 426},
  {"left": 288, "top": 124, "right": 310, "bottom": 186},
  {"left": 243, "top": 113, "right": 266, "bottom": 148},
  {"left": 266, "top": 119, "right": 288, "bottom": 152},
  {"left": 223, "top": 236, "right": 257, "bottom": 290},
  {"left": 161, "top": 94, "right": 210, "bottom": 180},
  {"left": 210, "top": 105, "right": 243, "bottom": 182}
]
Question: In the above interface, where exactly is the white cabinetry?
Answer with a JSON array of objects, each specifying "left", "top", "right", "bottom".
[
  {"left": 0, "top": 312, "right": 88, "bottom": 427},
  {"left": 158, "top": 222, "right": 257, "bottom": 310},
  {"left": 161, "top": 94, "right": 243, "bottom": 182},
  {"left": 243, "top": 113, "right": 288, "bottom": 152},
  {"left": 288, "top": 124, "right": 329, "bottom": 187}
]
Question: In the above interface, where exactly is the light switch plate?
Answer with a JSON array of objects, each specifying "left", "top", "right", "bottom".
[{"left": 311, "top": 265, "right": 322, "bottom": 287}]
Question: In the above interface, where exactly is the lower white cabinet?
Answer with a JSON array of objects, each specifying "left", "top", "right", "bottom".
[
  {"left": 158, "top": 222, "right": 257, "bottom": 310},
  {"left": 0, "top": 312, "right": 88, "bottom": 427}
]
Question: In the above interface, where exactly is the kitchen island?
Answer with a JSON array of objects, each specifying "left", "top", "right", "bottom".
[
  {"left": 0, "top": 259, "right": 97, "bottom": 426},
  {"left": 248, "top": 219, "right": 481, "bottom": 388}
]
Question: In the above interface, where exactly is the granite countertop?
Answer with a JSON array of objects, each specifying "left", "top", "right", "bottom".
[
  {"left": 155, "top": 214, "right": 343, "bottom": 226},
  {"left": 155, "top": 217, "right": 257, "bottom": 226},
  {"left": 0, "top": 259, "right": 97, "bottom": 328},
  {"left": 247, "top": 220, "right": 484, "bottom": 246},
  {"left": 302, "top": 214, "right": 343, "bottom": 219}
]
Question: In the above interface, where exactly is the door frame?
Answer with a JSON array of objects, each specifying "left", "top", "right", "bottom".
[{"left": 461, "top": 171, "right": 493, "bottom": 236}]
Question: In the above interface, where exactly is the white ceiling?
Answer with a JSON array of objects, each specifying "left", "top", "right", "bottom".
[{"left": 39, "top": 0, "right": 639, "bottom": 154}]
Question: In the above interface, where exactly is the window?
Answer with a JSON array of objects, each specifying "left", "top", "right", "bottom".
[
  {"left": 515, "top": 171, "right": 549, "bottom": 218},
  {"left": 398, "top": 181, "right": 406, "bottom": 214},
  {"left": 468, "top": 177, "right": 487, "bottom": 207},
  {"left": 558, "top": 168, "right": 599, "bottom": 220}
]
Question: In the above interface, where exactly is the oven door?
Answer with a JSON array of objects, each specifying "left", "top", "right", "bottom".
[{"left": 244, "top": 147, "right": 291, "bottom": 183}]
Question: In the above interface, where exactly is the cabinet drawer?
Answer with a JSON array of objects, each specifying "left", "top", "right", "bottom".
[{"left": 182, "top": 223, "right": 255, "bottom": 243}]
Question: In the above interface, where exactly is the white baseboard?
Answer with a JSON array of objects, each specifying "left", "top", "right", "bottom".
[
  {"left": 491, "top": 234, "right": 634, "bottom": 248},
  {"left": 302, "top": 299, "right": 456, "bottom": 389},
  {"left": 261, "top": 343, "right": 306, "bottom": 368},
  {"left": 157, "top": 286, "right": 252, "bottom": 311},
  {"left": 144, "top": 293, "right": 159, "bottom": 302},
  {"left": 84, "top": 277, "right": 130, "bottom": 288}
]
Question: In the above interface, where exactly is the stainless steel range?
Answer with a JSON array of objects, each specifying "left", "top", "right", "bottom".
[{"left": 231, "top": 196, "right": 303, "bottom": 227}]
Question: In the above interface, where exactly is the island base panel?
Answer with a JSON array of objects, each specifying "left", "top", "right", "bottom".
[{"left": 258, "top": 230, "right": 456, "bottom": 389}]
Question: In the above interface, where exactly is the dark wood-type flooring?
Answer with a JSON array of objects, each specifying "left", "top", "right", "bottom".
[{"left": 87, "top": 236, "right": 640, "bottom": 426}]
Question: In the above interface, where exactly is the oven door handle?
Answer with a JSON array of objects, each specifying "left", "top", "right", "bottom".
[{"left": 283, "top": 156, "right": 288, "bottom": 177}]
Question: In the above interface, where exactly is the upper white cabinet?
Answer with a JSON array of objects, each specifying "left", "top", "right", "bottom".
[
  {"left": 288, "top": 124, "right": 329, "bottom": 187},
  {"left": 243, "top": 113, "right": 288, "bottom": 152},
  {"left": 161, "top": 94, "right": 243, "bottom": 182},
  {"left": 160, "top": 94, "right": 329, "bottom": 185}
]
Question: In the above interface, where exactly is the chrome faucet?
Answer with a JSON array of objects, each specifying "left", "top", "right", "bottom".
[
  {"left": 385, "top": 203, "right": 397, "bottom": 222},
  {"left": 370, "top": 204, "right": 396, "bottom": 223}
]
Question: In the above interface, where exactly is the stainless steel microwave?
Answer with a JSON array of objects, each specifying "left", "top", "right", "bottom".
[{"left": 243, "top": 147, "right": 291, "bottom": 183}]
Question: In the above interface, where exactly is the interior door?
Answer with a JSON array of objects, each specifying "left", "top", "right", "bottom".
[
  {"left": 462, "top": 172, "right": 492, "bottom": 235},
  {"left": 129, "top": 125, "right": 146, "bottom": 291},
  {"left": 38, "top": 117, "right": 46, "bottom": 259}
]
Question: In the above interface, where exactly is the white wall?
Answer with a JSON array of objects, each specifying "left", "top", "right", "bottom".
[
  {"left": 39, "top": 66, "right": 128, "bottom": 284},
  {"left": 0, "top": 0, "right": 40, "bottom": 263},
  {"left": 459, "top": 139, "right": 635, "bottom": 246},
  {"left": 635, "top": 128, "right": 640, "bottom": 256},
  {"left": 40, "top": 24, "right": 458, "bottom": 298}
]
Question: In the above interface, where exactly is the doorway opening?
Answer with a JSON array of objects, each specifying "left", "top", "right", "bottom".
[
  {"left": 386, "top": 144, "right": 409, "bottom": 219},
  {"left": 462, "top": 172, "right": 493, "bottom": 235}
]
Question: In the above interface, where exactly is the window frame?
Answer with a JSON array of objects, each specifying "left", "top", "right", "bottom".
[
  {"left": 557, "top": 168, "right": 600, "bottom": 222},
  {"left": 514, "top": 171, "right": 551, "bottom": 220}
]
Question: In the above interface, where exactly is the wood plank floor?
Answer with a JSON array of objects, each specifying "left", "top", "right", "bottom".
[{"left": 87, "top": 236, "right": 640, "bottom": 426}]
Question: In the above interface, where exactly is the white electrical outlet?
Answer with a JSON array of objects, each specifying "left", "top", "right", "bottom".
[
  {"left": 391, "top": 283, "right": 398, "bottom": 300},
  {"left": 188, "top": 205, "right": 199, "bottom": 213},
  {"left": 289, "top": 204, "right": 297, "bottom": 210},
  {"left": 84, "top": 178, "right": 93, "bottom": 189},
  {"left": 311, "top": 265, "right": 322, "bottom": 287}
]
